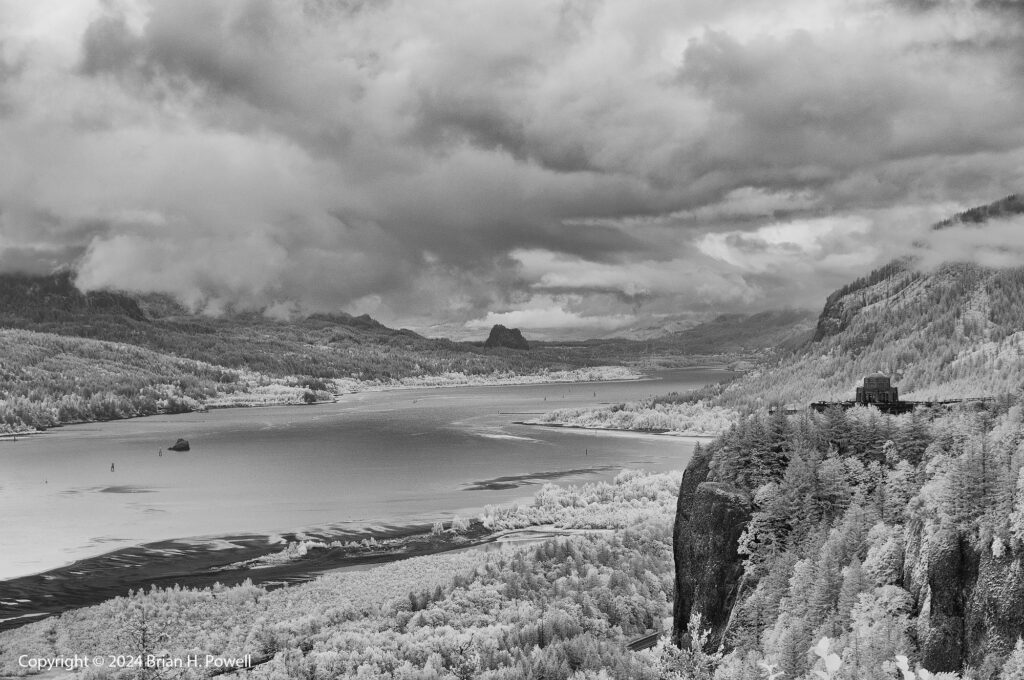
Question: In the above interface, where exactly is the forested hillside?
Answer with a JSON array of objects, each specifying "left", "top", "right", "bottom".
[
  {"left": 0, "top": 329, "right": 248, "bottom": 430},
  {"left": 556, "top": 309, "right": 815, "bottom": 360},
  {"left": 659, "top": 309, "right": 815, "bottom": 355},
  {"left": 717, "top": 259, "right": 1024, "bottom": 409}
]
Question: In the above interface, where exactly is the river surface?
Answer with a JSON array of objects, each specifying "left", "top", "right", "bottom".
[{"left": 0, "top": 368, "right": 732, "bottom": 585}]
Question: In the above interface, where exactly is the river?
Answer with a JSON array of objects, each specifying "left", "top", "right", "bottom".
[{"left": 0, "top": 367, "right": 732, "bottom": 626}]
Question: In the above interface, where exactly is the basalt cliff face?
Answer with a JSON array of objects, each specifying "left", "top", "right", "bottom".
[
  {"left": 671, "top": 448, "right": 751, "bottom": 650},
  {"left": 907, "top": 526, "right": 1024, "bottom": 671}
]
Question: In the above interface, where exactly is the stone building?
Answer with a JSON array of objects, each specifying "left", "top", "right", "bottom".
[{"left": 855, "top": 373, "right": 899, "bottom": 405}]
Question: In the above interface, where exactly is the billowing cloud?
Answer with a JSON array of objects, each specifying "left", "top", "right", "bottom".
[
  {"left": 466, "top": 294, "right": 635, "bottom": 336},
  {"left": 917, "top": 216, "right": 1024, "bottom": 270},
  {"left": 3, "top": 0, "right": 1024, "bottom": 337}
]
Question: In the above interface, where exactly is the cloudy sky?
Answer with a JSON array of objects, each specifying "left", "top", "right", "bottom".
[{"left": 3, "top": 0, "right": 1024, "bottom": 338}]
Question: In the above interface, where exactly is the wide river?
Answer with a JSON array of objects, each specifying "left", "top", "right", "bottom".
[{"left": 0, "top": 368, "right": 731, "bottom": 585}]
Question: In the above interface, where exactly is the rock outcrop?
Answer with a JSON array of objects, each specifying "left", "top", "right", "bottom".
[
  {"left": 168, "top": 438, "right": 190, "bottom": 451},
  {"left": 672, "top": 448, "right": 751, "bottom": 650},
  {"left": 483, "top": 324, "right": 530, "bottom": 350},
  {"left": 966, "top": 547, "right": 1024, "bottom": 667},
  {"left": 906, "top": 525, "right": 1024, "bottom": 671},
  {"left": 915, "top": 527, "right": 976, "bottom": 670}
]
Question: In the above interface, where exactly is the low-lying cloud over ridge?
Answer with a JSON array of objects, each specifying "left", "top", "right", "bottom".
[{"left": 3, "top": 0, "right": 1024, "bottom": 337}]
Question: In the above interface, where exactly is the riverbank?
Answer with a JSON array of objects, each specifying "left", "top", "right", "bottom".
[
  {"left": 515, "top": 420, "right": 721, "bottom": 439},
  {"left": 0, "top": 365, "right": 647, "bottom": 437},
  {"left": 523, "top": 403, "right": 738, "bottom": 438},
  {"left": 202, "top": 365, "right": 646, "bottom": 408}
]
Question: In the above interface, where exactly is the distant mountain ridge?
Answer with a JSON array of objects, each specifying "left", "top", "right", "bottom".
[{"left": 663, "top": 309, "right": 816, "bottom": 354}]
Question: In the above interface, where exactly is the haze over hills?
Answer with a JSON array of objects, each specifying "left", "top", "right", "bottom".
[
  {"left": 0, "top": 271, "right": 813, "bottom": 432},
  {"left": 0, "top": 272, "right": 604, "bottom": 432},
  {"left": 585, "top": 309, "right": 817, "bottom": 345}
]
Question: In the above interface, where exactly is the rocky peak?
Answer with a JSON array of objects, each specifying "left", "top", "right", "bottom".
[{"left": 483, "top": 324, "right": 530, "bottom": 350}]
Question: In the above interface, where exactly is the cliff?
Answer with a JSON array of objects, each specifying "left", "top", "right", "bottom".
[
  {"left": 672, "top": 447, "right": 751, "bottom": 650},
  {"left": 906, "top": 525, "right": 1024, "bottom": 671}
]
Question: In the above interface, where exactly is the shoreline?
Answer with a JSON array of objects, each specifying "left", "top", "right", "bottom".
[
  {"left": 514, "top": 421, "right": 721, "bottom": 440},
  {"left": 0, "top": 364, "right": 739, "bottom": 440},
  {"left": 0, "top": 366, "right": 658, "bottom": 440}
]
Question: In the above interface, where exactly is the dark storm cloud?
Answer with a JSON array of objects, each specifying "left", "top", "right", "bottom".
[
  {"left": 678, "top": 31, "right": 906, "bottom": 173},
  {"left": 4, "top": 0, "right": 1024, "bottom": 335},
  {"left": 80, "top": 14, "right": 140, "bottom": 76}
]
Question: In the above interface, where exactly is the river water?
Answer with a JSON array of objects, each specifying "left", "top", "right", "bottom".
[{"left": 0, "top": 368, "right": 731, "bottom": 584}]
